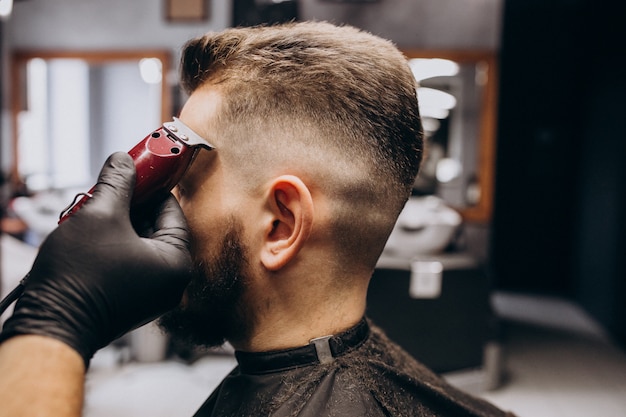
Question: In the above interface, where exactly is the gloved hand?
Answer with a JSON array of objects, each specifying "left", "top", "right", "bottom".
[{"left": 0, "top": 152, "right": 193, "bottom": 367}]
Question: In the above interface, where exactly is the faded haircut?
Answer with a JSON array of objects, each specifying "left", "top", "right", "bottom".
[{"left": 179, "top": 21, "right": 423, "bottom": 272}]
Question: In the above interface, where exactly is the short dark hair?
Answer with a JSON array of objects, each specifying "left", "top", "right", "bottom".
[{"left": 180, "top": 21, "right": 423, "bottom": 271}]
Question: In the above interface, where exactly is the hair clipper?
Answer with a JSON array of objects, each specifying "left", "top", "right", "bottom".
[{"left": 59, "top": 117, "right": 214, "bottom": 224}]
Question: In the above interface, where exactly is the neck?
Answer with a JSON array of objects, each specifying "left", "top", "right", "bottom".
[{"left": 230, "top": 277, "right": 368, "bottom": 352}]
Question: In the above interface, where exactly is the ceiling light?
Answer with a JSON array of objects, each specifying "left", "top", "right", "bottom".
[
  {"left": 409, "top": 58, "right": 459, "bottom": 82},
  {"left": 417, "top": 87, "right": 457, "bottom": 110},
  {"left": 0, "top": 0, "right": 13, "bottom": 18},
  {"left": 139, "top": 58, "right": 162, "bottom": 84},
  {"left": 417, "top": 87, "right": 457, "bottom": 119},
  {"left": 436, "top": 158, "right": 462, "bottom": 183}
]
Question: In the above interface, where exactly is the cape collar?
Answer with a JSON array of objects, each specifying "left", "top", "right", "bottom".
[{"left": 235, "top": 318, "right": 370, "bottom": 375}]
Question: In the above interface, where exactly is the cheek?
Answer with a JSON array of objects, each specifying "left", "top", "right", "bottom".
[
  {"left": 185, "top": 214, "right": 213, "bottom": 259},
  {"left": 185, "top": 209, "right": 235, "bottom": 263}
]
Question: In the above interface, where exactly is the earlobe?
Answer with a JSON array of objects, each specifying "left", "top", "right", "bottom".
[{"left": 261, "top": 176, "right": 314, "bottom": 271}]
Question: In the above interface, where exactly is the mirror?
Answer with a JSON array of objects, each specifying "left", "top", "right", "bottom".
[
  {"left": 10, "top": 50, "right": 171, "bottom": 192},
  {"left": 404, "top": 50, "right": 498, "bottom": 223}
]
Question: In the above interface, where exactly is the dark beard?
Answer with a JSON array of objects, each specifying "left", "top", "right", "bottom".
[{"left": 158, "top": 224, "right": 249, "bottom": 349}]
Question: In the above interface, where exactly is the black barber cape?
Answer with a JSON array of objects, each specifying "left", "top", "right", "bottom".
[{"left": 193, "top": 318, "right": 515, "bottom": 417}]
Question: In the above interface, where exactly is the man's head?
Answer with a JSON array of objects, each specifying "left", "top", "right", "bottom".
[{"left": 160, "top": 21, "right": 423, "bottom": 349}]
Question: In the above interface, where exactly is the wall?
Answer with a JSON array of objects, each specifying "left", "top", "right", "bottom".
[
  {"left": 492, "top": 0, "right": 626, "bottom": 346},
  {"left": 572, "top": 0, "right": 626, "bottom": 346},
  {"left": 301, "top": 0, "right": 502, "bottom": 50},
  {"left": 492, "top": 0, "right": 586, "bottom": 294},
  {"left": 7, "top": 0, "right": 229, "bottom": 52}
]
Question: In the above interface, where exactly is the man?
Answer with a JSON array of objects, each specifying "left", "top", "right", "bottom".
[{"left": 0, "top": 22, "right": 513, "bottom": 416}]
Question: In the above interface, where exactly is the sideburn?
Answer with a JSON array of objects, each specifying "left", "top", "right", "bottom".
[{"left": 158, "top": 222, "right": 252, "bottom": 349}]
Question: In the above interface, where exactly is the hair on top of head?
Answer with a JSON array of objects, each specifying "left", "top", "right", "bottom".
[{"left": 180, "top": 21, "right": 424, "bottom": 271}]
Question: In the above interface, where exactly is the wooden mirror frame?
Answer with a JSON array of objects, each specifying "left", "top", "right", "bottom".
[
  {"left": 9, "top": 50, "right": 172, "bottom": 183},
  {"left": 403, "top": 49, "right": 498, "bottom": 224}
]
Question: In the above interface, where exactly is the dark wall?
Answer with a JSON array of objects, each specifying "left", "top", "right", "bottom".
[
  {"left": 492, "top": 0, "right": 626, "bottom": 345},
  {"left": 572, "top": 1, "right": 626, "bottom": 346}
]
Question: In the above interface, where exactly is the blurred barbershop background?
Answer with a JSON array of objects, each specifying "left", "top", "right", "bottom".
[{"left": 1, "top": 0, "right": 625, "bottom": 416}]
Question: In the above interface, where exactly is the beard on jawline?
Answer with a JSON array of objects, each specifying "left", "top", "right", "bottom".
[{"left": 158, "top": 223, "right": 249, "bottom": 349}]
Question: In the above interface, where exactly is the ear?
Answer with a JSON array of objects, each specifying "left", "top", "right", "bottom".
[{"left": 260, "top": 175, "right": 314, "bottom": 271}]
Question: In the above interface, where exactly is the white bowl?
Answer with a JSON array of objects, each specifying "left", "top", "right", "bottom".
[{"left": 384, "top": 196, "right": 462, "bottom": 257}]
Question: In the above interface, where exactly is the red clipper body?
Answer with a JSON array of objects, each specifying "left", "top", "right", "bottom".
[{"left": 59, "top": 118, "right": 213, "bottom": 223}]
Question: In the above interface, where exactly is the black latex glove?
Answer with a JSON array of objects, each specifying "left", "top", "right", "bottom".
[{"left": 0, "top": 152, "right": 193, "bottom": 367}]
